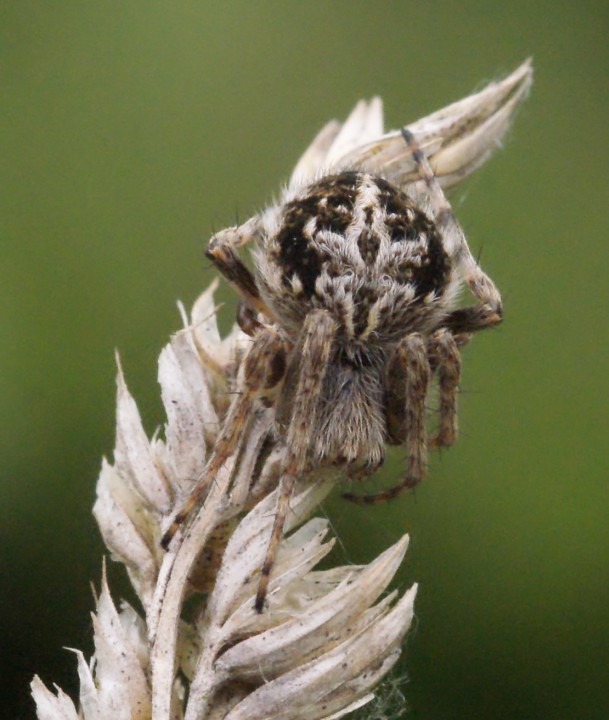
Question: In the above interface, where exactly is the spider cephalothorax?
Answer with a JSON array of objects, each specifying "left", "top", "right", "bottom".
[{"left": 162, "top": 57, "right": 533, "bottom": 611}]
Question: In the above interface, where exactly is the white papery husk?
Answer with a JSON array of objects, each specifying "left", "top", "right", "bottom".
[
  {"left": 32, "top": 60, "right": 532, "bottom": 720},
  {"left": 31, "top": 282, "right": 417, "bottom": 720},
  {"left": 289, "top": 59, "right": 531, "bottom": 192}
]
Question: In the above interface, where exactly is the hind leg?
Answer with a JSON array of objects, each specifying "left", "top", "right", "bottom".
[{"left": 401, "top": 128, "right": 503, "bottom": 334}]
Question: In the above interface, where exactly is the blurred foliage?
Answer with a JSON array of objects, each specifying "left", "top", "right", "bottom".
[{"left": 1, "top": 2, "right": 608, "bottom": 718}]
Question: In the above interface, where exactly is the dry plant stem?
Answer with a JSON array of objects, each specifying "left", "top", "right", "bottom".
[
  {"left": 31, "top": 277, "right": 419, "bottom": 720},
  {"left": 150, "top": 463, "right": 233, "bottom": 720}
]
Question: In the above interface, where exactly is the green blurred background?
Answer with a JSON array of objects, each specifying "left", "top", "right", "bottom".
[{"left": 1, "top": 2, "right": 608, "bottom": 718}]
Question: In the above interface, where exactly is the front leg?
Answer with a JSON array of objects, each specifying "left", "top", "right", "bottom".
[
  {"left": 255, "top": 309, "right": 337, "bottom": 612},
  {"left": 206, "top": 218, "right": 276, "bottom": 321}
]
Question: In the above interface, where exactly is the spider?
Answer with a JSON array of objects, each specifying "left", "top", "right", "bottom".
[{"left": 162, "top": 129, "right": 502, "bottom": 612}]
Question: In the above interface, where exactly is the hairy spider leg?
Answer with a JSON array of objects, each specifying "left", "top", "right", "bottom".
[
  {"left": 427, "top": 328, "right": 461, "bottom": 448},
  {"left": 206, "top": 219, "right": 277, "bottom": 323},
  {"left": 401, "top": 128, "right": 503, "bottom": 333},
  {"left": 344, "top": 127, "right": 500, "bottom": 505},
  {"left": 343, "top": 333, "right": 431, "bottom": 504},
  {"left": 255, "top": 309, "right": 337, "bottom": 612},
  {"left": 236, "top": 298, "right": 264, "bottom": 337},
  {"left": 161, "top": 327, "right": 287, "bottom": 549}
]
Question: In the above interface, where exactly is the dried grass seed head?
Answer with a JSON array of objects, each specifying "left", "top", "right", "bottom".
[{"left": 204, "top": 61, "right": 531, "bottom": 486}]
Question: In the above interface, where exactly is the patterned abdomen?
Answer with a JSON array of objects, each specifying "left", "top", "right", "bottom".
[{"left": 255, "top": 172, "right": 455, "bottom": 341}]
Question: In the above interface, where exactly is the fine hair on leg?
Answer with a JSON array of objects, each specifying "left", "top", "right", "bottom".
[
  {"left": 206, "top": 220, "right": 277, "bottom": 322},
  {"left": 255, "top": 309, "right": 337, "bottom": 612},
  {"left": 161, "top": 327, "right": 287, "bottom": 549},
  {"left": 401, "top": 127, "right": 503, "bottom": 334},
  {"left": 427, "top": 328, "right": 461, "bottom": 448}
]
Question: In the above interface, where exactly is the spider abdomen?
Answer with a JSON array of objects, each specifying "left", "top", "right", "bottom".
[{"left": 255, "top": 171, "right": 456, "bottom": 341}]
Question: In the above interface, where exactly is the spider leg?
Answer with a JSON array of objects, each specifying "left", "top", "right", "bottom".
[
  {"left": 427, "top": 328, "right": 461, "bottom": 448},
  {"left": 343, "top": 333, "right": 431, "bottom": 505},
  {"left": 255, "top": 309, "right": 336, "bottom": 612},
  {"left": 161, "top": 327, "right": 287, "bottom": 549},
  {"left": 236, "top": 299, "right": 263, "bottom": 337},
  {"left": 206, "top": 219, "right": 277, "bottom": 322},
  {"left": 401, "top": 128, "right": 503, "bottom": 334}
]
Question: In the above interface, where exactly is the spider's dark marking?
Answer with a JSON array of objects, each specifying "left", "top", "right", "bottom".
[
  {"left": 410, "top": 222, "right": 450, "bottom": 298},
  {"left": 275, "top": 171, "right": 449, "bottom": 308},
  {"left": 276, "top": 174, "right": 358, "bottom": 296},
  {"left": 374, "top": 177, "right": 451, "bottom": 297},
  {"left": 352, "top": 285, "right": 379, "bottom": 336},
  {"left": 266, "top": 346, "right": 287, "bottom": 389},
  {"left": 236, "top": 299, "right": 262, "bottom": 336},
  {"left": 206, "top": 245, "right": 261, "bottom": 300},
  {"left": 401, "top": 128, "right": 424, "bottom": 165},
  {"left": 335, "top": 344, "right": 379, "bottom": 370},
  {"left": 275, "top": 218, "right": 323, "bottom": 296},
  {"left": 357, "top": 206, "right": 380, "bottom": 263},
  {"left": 375, "top": 177, "right": 427, "bottom": 244}
]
